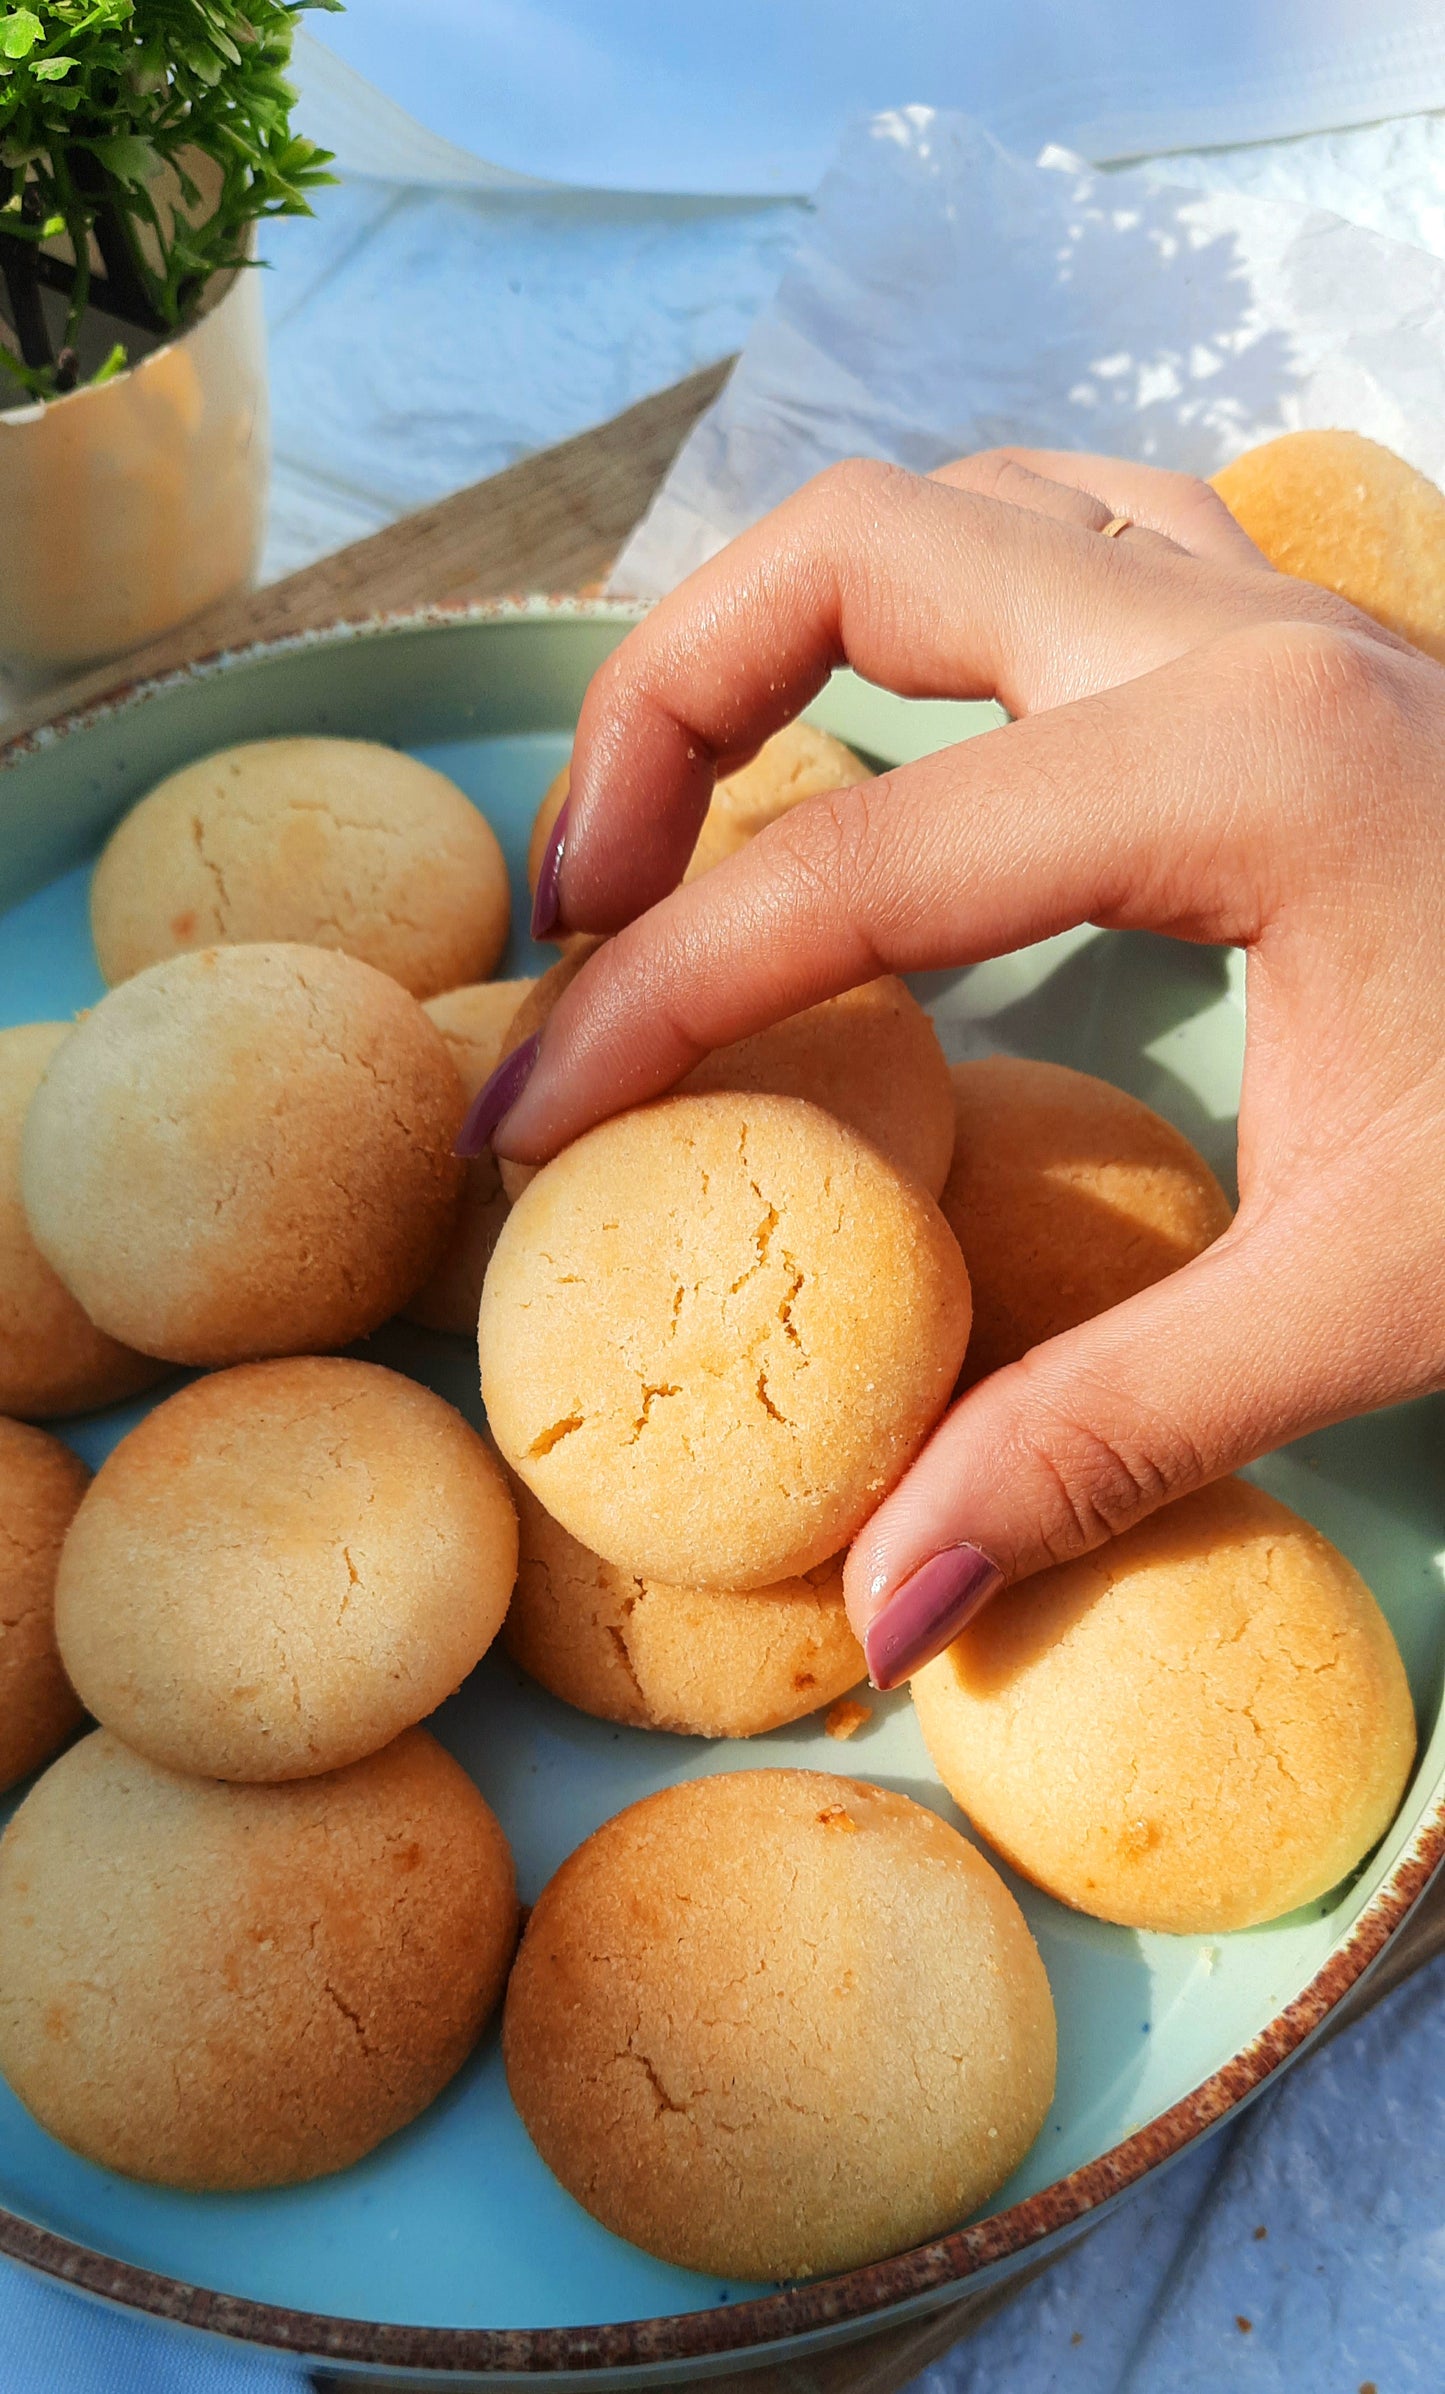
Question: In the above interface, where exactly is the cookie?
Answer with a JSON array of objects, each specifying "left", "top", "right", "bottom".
[
  {"left": 405, "top": 978, "right": 535, "bottom": 1335},
  {"left": 683, "top": 978, "right": 955, "bottom": 1199},
  {"left": 480, "top": 1091, "right": 972, "bottom": 1590},
  {"left": 497, "top": 957, "right": 954, "bottom": 1205},
  {"left": 90, "top": 737, "right": 512, "bottom": 997},
  {"left": 939, "top": 1058, "right": 1232, "bottom": 1384},
  {"left": 0, "top": 1420, "right": 86, "bottom": 1794},
  {"left": 912, "top": 1478, "right": 1416, "bottom": 1934},
  {"left": 21, "top": 944, "right": 465, "bottom": 1366},
  {"left": 0, "top": 1727, "right": 517, "bottom": 2188},
  {"left": 526, "top": 720, "right": 871, "bottom": 918},
  {"left": 503, "top": 1472, "right": 862, "bottom": 1737},
  {"left": 0, "top": 1023, "right": 166, "bottom": 1419},
  {"left": 1212, "top": 430, "right": 1445, "bottom": 664},
  {"left": 503, "top": 1769, "right": 1056, "bottom": 2277},
  {"left": 55, "top": 1359, "right": 517, "bottom": 1781}
]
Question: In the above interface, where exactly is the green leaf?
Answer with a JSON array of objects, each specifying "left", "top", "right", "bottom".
[
  {"left": 31, "top": 55, "right": 79, "bottom": 81},
  {"left": 90, "top": 339, "right": 128, "bottom": 383},
  {"left": 0, "top": 10, "right": 42, "bottom": 61},
  {"left": 90, "top": 131, "right": 160, "bottom": 182}
]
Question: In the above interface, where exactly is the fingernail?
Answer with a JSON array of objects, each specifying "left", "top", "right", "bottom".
[
  {"left": 863, "top": 1544, "right": 1004, "bottom": 1691},
  {"left": 455, "top": 1031, "right": 542, "bottom": 1158},
  {"left": 530, "top": 797, "right": 570, "bottom": 942}
]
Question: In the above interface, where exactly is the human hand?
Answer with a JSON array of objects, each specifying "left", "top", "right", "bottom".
[{"left": 477, "top": 450, "right": 1445, "bottom": 1687}]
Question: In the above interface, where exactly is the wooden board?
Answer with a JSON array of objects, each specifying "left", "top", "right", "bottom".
[{"left": 14, "top": 358, "right": 1441, "bottom": 2393}]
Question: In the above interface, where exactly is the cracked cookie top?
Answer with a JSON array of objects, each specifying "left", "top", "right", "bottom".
[
  {"left": 912, "top": 1475, "right": 1416, "bottom": 1934},
  {"left": 502, "top": 1767, "right": 1055, "bottom": 2279},
  {"left": 90, "top": 735, "right": 512, "bottom": 1000},
  {"left": 55, "top": 1358, "right": 517, "bottom": 1783},
  {"left": 479, "top": 1089, "right": 972, "bottom": 1590},
  {"left": 0, "top": 1726, "right": 516, "bottom": 2189},
  {"left": 20, "top": 942, "right": 465, "bottom": 1366}
]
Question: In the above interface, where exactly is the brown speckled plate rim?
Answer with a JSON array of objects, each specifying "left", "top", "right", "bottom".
[{"left": 1, "top": 599, "right": 1441, "bottom": 2379}]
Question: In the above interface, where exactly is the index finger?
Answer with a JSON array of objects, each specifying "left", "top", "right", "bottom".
[{"left": 563, "top": 455, "right": 1263, "bottom": 935}]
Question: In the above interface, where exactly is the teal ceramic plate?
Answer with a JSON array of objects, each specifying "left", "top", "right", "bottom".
[{"left": 0, "top": 603, "right": 1441, "bottom": 2388}]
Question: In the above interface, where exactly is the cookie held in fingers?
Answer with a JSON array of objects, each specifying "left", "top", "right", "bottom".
[
  {"left": 497, "top": 962, "right": 954, "bottom": 1204},
  {"left": 0, "top": 1023, "right": 167, "bottom": 1420},
  {"left": 56, "top": 1359, "right": 518, "bottom": 1781},
  {"left": 21, "top": 944, "right": 465, "bottom": 1366},
  {"left": 939, "top": 1057, "right": 1231, "bottom": 1384},
  {"left": 0, "top": 1418, "right": 87, "bottom": 1794},
  {"left": 911, "top": 1478, "right": 1416, "bottom": 1934},
  {"left": 405, "top": 977, "right": 536, "bottom": 1335},
  {"left": 91, "top": 737, "right": 512, "bottom": 997},
  {"left": 503, "top": 1769, "right": 1056, "bottom": 2278},
  {"left": 504, "top": 1471, "right": 863, "bottom": 1737},
  {"left": 526, "top": 719, "right": 872, "bottom": 919},
  {"left": 0, "top": 1727, "right": 517, "bottom": 2188},
  {"left": 480, "top": 1090, "right": 972, "bottom": 1590}
]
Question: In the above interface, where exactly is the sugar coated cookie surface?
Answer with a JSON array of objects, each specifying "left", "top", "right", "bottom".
[
  {"left": 526, "top": 720, "right": 870, "bottom": 909},
  {"left": 682, "top": 978, "right": 954, "bottom": 1199},
  {"left": 405, "top": 978, "right": 535, "bottom": 1335},
  {"left": 56, "top": 1359, "right": 517, "bottom": 1781},
  {"left": 0, "top": 1727, "right": 516, "bottom": 2188},
  {"left": 21, "top": 944, "right": 465, "bottom": 1366},
  {"left": 0, "top": 1420, "right": 86, "bottom": 1794},
  {"left": 1212, "top": 430, "right": 1445, "bottom": 664},
  {"left": 498, "top": 961, "right": 954, "bottom": 1204},
  {"left": 503, "top": 1769, "right": 1056, "bottom": 2277},
  {"left": 912, "top": 1478, "right": 1416, "bottom": 1934},
  {"left": 91, "top": 737, "right": 512, "bottom": 996},
  {"left": 940, "top": 1058, "right": 1231, "bottom": 1384},
  {"left": 504, "top": 1472, "right": 862, "bottom": 1737},
  {"left": 480, "top": 1092, "right": 972, "bottom": 1589},
  {"left": 0, "top": 1023, "right": 167, "bottom": 1419}
]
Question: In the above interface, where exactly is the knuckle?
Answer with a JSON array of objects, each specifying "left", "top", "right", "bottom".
[
  {"left": 766, "top": 775, "right": 889, "bottom": 908},
  {"left": 1006, "top": 1379, "right": 1206, "bottom": 1570},
  {"left": 804, "top": 455, "right": 917, "bottom": 525}
]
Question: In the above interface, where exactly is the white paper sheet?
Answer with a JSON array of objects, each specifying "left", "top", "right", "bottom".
[{"left": 612, "top": 111, "right": 1445, "bottom": 596}]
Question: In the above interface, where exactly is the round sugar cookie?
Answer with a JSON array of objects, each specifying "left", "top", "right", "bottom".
[
  {"left": 0, "top": 1023, "right": 166, "bottom": 1419},
  {"left": 21, "top": 944, "right": 465, "bottom": 1366},
  {"left": 1212, "top": 430, "right": 1445, "bottom": 664},
  {"left": 0, "top": 1420, "right": 86, "bottom": 1794},
  {"left": 480, "top": 1091, "right": 972, "bottom": 1590},
  {"left": 504, "top": 1472, "right": 862, "bottom": 1737},
  {"left": 496, "top": 955, "right": 953, "bottom": 1203},
  {"left": 405, "top": 978, "right": 535, "bottom": 1335},
  {"left": 55, "top": 1359, "right": 518, "bottom": 1781},
  {"left": 0, "top": 1727, "right": 517, "bottom": 2188},
  {"left": 91, "top": 737, "right": 512, "bottom": 997},
  {"left": 503, "top": 1768, "right": 1056, "bottom": 2278},
  {"left": 940, "top": 1058, "right": 1232, "bottom": 1384},
  {"left": 526, "top": 719, "right": 871, "bottom": 915},
  {"left": 912, "top": 1478, "right": 1416, "bottom": 1935}
]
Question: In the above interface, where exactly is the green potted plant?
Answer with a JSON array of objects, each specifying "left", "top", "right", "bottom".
[{"left": 0, "top": 0, "right": 338, "bottom": 681}]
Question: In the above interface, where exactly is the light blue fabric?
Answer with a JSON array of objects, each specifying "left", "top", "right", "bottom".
[
  {"left": 0, "top": 2263, "right": 309, "bottom": 2393},
  {"left": 912, "top": 1951, "right": 1445, "bottom": 2393}
]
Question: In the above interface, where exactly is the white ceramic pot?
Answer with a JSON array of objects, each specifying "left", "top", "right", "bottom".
[{"left": 0, "top": 259, "right": 268, "bottom": 678}]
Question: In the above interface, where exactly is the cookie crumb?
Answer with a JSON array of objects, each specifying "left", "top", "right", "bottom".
[
  {"left": 1253, "top": 2223, "right": 1268, "bottom": 2241},
  {"left": 826, "top": 1698, "right": 872, "bottom": 1740},
  {"left": 1236, "top": 2317, "right": 1252, "bottom": 2334}
]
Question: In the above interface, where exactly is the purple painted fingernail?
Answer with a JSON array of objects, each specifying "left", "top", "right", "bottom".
[
  {"left": 531, "top": 796, "right": 570, "bottom": 942},
  {"left": 863, "top": 1544, "right": 1004, "bottom": 1691},
  {"left": 455, "top": 1031, "right": 542, "bottom": 1159}
]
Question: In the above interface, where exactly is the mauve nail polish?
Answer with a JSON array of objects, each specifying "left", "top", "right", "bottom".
[
  {"left": 530, "top": 795, "right": 570, "bottom": 942},
  {"left": 455, "top": 1031, "right": 541, "bottom": 1159},
  {"left": 863, "top": 1544, "right": 1004, "bottom": 1690}
]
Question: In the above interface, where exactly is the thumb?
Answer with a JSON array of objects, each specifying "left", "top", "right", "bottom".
[{"left": 846, "top": 1202, "right": 1386, "bottom": 1690}]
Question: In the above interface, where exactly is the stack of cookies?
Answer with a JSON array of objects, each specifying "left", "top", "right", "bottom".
[{"left": 0, "top": 716, "right": 1418, "bottom": 2284}]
